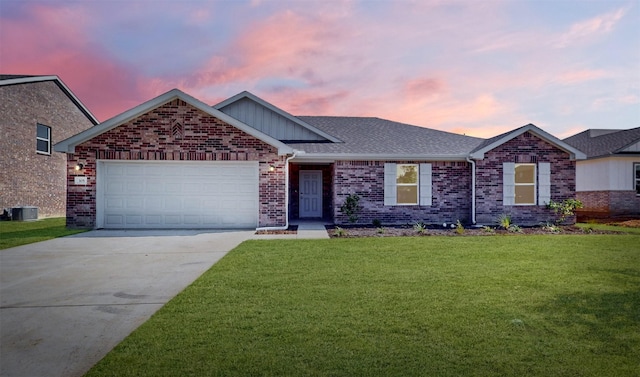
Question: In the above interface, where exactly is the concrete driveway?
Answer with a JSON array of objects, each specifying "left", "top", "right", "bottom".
[{"left": 0, "top": 229, "right": 254, "bottom": 377}]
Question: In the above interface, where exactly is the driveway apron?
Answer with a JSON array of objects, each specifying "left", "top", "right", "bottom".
[{"left": 0, "top": 229, "right": 254, "bottom": 377}]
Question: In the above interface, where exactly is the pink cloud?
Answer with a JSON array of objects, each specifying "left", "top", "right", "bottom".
[
  {"left": 555, "top": 69, "right": 610, "bottom": 85},
  {"left": 554, "top": 7, "right": 627, "bottom": 48}
]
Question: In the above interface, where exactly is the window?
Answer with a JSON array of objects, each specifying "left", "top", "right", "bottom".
[
  {"left": 635, "top": 163, "right": 640, "bottom": 196},
  {"left": 36, "top": 124, "right": 51, "bottom": 154},
  {"left": 384, "top": 163, "right": 432, "bottom": 206},
  {"left": 514, "top": 164, "right": 535, "bottom": 204},
  {"left": 396, "top": 164, "right": 418, "bottom": 204}
]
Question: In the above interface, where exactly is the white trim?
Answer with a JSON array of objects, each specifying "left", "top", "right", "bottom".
[
  {"left": 36, "top": 123, "right": 51, "bottom": 155},
  {"left": 54, "top": 89, "right": 294, "bottom": 156},
  {"left": 292, "top": 153, "right": 470, "bottom": 163}
]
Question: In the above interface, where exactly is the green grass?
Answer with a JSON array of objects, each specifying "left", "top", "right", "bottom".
[
  {"left": 0, "top": 217, "right": 87, "bottom": 250},
  {"left": 87, "top": 235, "right": 639, "bottom": 377}
]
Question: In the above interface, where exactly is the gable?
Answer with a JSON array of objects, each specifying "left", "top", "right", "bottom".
[
  {"left": 55, "top": 89, "right": 293, "bottom": 155},
  {"left": 214, "top": 91, "right": 340, "bottom": 143},
  {"left": 620, "top": 140, "right": 640, "bottom": 153},
  {"left": 470, "top": 124, "right": 586, "bottom": 160}
]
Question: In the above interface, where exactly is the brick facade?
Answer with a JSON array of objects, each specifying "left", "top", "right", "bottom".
[
  {"left": 577, "top": 190, "right": 640, "bottom": 216},
  {"left": 66, "top": 99, "right": 286, "bottom": 228},
  {"left": 475, "top": 132, "right": 576, "bottom": 225},
  {"left": 332, "top": 160, "right": 472, "bottom": 225},
  {"left": 0, "top": 80, "right": 95, "bottom": 218}
]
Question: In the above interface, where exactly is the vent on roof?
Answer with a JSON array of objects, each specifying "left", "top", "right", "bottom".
[
  {"left": 523, "top": 132, "right": 532, "bottom": 138},
  {"left": 530, "top": 156, "right": 538, "bottom": 163}
]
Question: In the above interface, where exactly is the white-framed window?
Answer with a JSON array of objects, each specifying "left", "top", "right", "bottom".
[
  {"left": 503, "top": 162, "right": 550, "bottom": 206},
  {"left": 396, "top": 164, "right": 419, "bottom": 205},
  {"left": 36, "top": 123, "right": 51, "bottom": 155},
  {"left": 635, "top": 163, "right": 640, "bottom": 196},
  {"left": 384, "top": 163, "right": 432, "bottom": 206},
  {"left": 514, "top": 163, "right": 536, "bottom": 205}
]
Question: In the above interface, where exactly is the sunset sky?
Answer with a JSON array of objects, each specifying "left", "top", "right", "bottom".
[{"left": 1, "top": 0, "right": 638, "bottom": 138}]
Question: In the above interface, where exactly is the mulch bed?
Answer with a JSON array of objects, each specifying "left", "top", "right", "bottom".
[
  {"left": 326, "top": 224, "right": 629, "bottom": 238},
  {"left": 254, "top": 225, "right": 298, "bottom": 235}
]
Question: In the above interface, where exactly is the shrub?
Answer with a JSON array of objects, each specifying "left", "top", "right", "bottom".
[
  {"left": 334, "top": 226, "right": 348, "bottom": 237},
  {"left": 413, "top": 221, "right": 427, "bottom": 234},
  {"left": 547, "top": 199, "right": 583, "bottom": 224},
  {"left": 498, "top": 214, "right": 512, "bottom": 229},
  {"left": 340, "top": 194, "right": 361, "bottom": 223},
  {"left": 455, "top": 220, "right": 465, "bottom": 235}
]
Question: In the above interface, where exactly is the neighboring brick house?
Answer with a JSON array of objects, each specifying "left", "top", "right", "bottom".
[
  {"left": 55, "top": 89, "right": 585, "bottom": 229},
  {"left": 0, "top": 75, "right": 98, "bottom": 218},
  {"left": 564, "top": 128, "right": 640, "bottom": 218}
]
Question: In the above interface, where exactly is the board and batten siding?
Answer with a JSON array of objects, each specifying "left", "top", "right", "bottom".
[
  {"left": 576, "top": 157, "right": 638, "bottom": 191},
  {"left": 219, "top": 97, "right": 326, "bottom": 141}
]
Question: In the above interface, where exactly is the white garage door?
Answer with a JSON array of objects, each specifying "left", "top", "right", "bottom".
[{"left": 97, "top": 161, "right": 259, "bottom": 229}]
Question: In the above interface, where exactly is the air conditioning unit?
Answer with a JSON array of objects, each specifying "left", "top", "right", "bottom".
[{"left": 12, "top": 206, "right": 38, "bottom": 221}]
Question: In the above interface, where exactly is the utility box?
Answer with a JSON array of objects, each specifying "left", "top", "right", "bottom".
[{"left": 12, "top": 206, "right": 38, "bottom": 221}]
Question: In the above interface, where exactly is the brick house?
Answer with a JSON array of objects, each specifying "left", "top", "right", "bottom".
[
  {"left": 564, "top": 128, "right": 640, "bottom": 218},
  {"left": 0, "top": 75, "right": 98, "bottom": 218},
  {"left": 55, "top": 89, "right": 585, "bottom": 229}
]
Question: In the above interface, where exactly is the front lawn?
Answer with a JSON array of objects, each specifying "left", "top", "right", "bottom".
[
  {"left": 0, "top": 218, "right": 87, "bottom": 250},
  {"left": 86, "top": 235, "right": 639, "bottom": 377}
]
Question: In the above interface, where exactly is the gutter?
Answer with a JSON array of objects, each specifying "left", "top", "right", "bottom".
[
  {"left": 292, "top": 153, "right": 471, "bottom": 162},
  {"left": 255, "top": 150, "right": 301, "bottom": 231},
  {"left": 466, "top": 157, "right": 476, "bottom": 224}
]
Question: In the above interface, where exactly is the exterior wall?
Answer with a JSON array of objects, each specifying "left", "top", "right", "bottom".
[
  {"left": 576, "top": 191, "right": 639, "bottom": 216},
  {"left": 475, "top": 132, "right": 576, "bottom": 226},
  {"left": 576, "top": 157, "right": 638, "bottom": 191},
  {"left": 289, "top": 164, "right": 333, "bottom": 220},
  {"left": 333, "top": 160, "right": 472, "bottom": 225},
  {"left": 66, "top": 99, "right": 286, "bottom": 228},
  {"left": 0, "top": 81, "right": 95, "bottom": 217}
]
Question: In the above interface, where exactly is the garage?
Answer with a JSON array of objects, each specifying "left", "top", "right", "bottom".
[{"left": 96, "top": 161, "right": 259, "bottom": 229}]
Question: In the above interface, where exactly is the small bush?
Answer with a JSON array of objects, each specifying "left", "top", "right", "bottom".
[
  {"left": 482, "top": 226, "right": 495, "bottom": 233},
  {"left": 455, "top": 220, "right": 465, "bottom": 235},
  {"left": 376, "top": 227, "right": 385, "bottom": 234},
  {"left": 413, "top": 221, "right": 427, "bottom": 234},
  {"left": 542, "top": 222, "right": 561, "bottom": 233},
  {"left": 498, "top": 214, "right": 512, "bottom": 229},
  {"left": 340, "top": 194, "right": 361, "bottom": 223},
  {"left": 547, "top": 199, "right": 583, "bottom": 224},
  {"left": 334, "top": 226, "right": 348, "bottom": 237},
  {"left": 508, "top": 225, "right": 522, "bottom": 233}
]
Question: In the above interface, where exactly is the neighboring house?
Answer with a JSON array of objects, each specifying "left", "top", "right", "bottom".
[
  {"left": 564, "top": 128, "right": 640, "bottom": 217},
  {"left": 54, "top": 89, "right": 585, "bottom": 229},
  {"left": 0, "top": 75, "right": 98, "bottom": 218}
]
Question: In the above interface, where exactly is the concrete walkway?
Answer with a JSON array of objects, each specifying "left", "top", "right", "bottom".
[
  {"left": 0, "top": 229, "right": 254, "bottom": 377},
  {"left": 251, "top": 220, "right": 331, "bottom": 240}
]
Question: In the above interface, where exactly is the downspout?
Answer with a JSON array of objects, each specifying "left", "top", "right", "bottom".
[
  {"left": 466, "top": 157, "right": 476, "bottom": 225},
  {"left": 255, "top": 151, "right": 299, "bottom": 231}
]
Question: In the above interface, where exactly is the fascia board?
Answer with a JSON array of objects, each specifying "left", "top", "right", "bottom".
[
  {"left": 55, "top": 89, "right": 293, "bottom": 155},
  {"left": 469, "top": 124, "right": 587, "bottom": 160},
  {"left": 1, "top": 75, "right": 99, "bottom": 125},
  {"left": 215, "top": 91, "right": 342, "bottom": 143},
  {"left": 291, "top": 153, "right": 470, "bottom": 162}
]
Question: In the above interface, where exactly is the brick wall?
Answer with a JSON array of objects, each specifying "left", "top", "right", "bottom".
[
  {"left": 577, "top": 191, "right": 640, "bottom": 216},
  {"left": 67, "top": 99, "right": 286, "bottom": 228},
  {"left": 475, "top": 132, "right": 576, "bottom": 226},
  {"left": 333, "top": 160, "right": 472, "bottom": 225},
  {"left": 0, "top": 80, "right": 95, "bottom": 217}
]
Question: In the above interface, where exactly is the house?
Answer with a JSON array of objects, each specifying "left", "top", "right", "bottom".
[
  {"left": 54, "top": 89, "right": 585, "bottom": 229},
  {"left": 564, "top": 128, "right": 640, "bottom": 218},
  {"left": 0, "top": 75, "right": 99, "bottom": 218}
]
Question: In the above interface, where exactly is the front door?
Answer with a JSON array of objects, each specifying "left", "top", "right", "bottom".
[{"left": 299, "top": 170, "right": 322, "bottom": 218}]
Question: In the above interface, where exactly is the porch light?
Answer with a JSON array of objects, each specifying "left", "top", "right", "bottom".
[
  {"left": 75, "top": 163, "right": 84, "bottom": 171},
  {"left": 269, "top": 165, "right": 276, "bottom": 172}
]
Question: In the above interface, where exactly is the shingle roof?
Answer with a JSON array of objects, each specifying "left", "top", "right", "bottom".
[
  {"left": 563, "top": 127, "right": 640, "bottom": 158},
  {"left": 288, "top": 116, "right": 484, "bottom": 158}
]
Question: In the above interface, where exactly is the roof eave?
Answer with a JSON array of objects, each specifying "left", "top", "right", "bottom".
[{"left": 291, "top": 152, "right": 470, "bottom": 162}]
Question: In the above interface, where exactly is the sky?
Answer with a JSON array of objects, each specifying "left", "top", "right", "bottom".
[{"left": 1, "top": 0, "right": 638, "bottom": 139}]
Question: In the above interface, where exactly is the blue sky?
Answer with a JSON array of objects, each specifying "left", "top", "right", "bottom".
[{"left": 1, "top": 0, "right": 638, "bottom": 138}]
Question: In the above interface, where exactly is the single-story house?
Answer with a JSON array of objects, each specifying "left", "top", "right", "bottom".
[
  {"left": 564, "top": 127, "right": 640, "bottom": 217},
  {"left": 0, "top": 75, "right": 98, "bottom": 218},
  {"left": 54, "top": 89, "right": 586, "bottom": 229}
]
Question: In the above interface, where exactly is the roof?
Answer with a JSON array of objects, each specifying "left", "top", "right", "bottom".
[
  {"left": 54, "top": 89, "right": 294, "bottom": 155},
  {"left": 289, "top": 116, "right": 485, "bottom": 161},
  {"left": 563, "top": 127, "right": 640, "bottom": 159},
  {"left": 469, "top": 123, "right": 586, "bottom": 160},
  {"left": 0, "top": 75, "right": 99, "bottom": 125}
]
